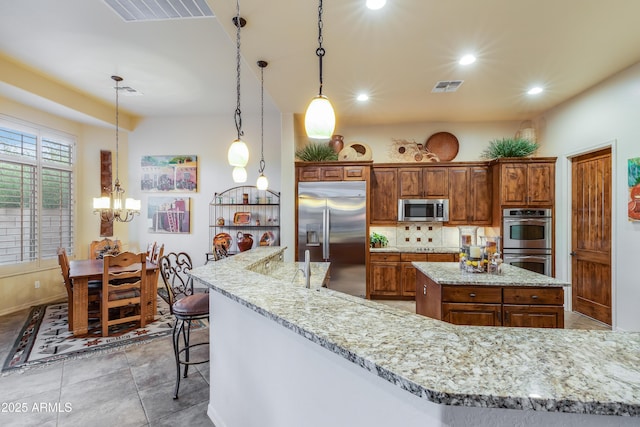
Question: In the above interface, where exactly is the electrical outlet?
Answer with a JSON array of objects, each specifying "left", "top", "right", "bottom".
[{"left": 34, "top": 280, "right": 40, "bottom": 289}]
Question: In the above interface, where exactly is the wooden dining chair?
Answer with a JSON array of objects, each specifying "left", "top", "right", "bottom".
[
  {"left": 159, "top": 252, "right": 209, "bottom": 399},
  {"left": 145, "top": 242, "right": 157, "bottom": 262},
  {"left": 100, "top": 251, "right": 147, "bottom": 337},
  {"left": 90, "top": 238, "right": 122, "bottom": 259},
  {"left": 151, "top": 243, "right": 164, "bottom": 265},
  {"left": 57, "top": 247, "right": 101, "bottom": 331}
]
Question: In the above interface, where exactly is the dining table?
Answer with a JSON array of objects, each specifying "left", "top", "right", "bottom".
[{"left": 68, "top": 258, "right": 159, "bottom": 336}]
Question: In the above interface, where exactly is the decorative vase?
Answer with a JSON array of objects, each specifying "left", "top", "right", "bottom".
[
  {"left": 328, "top": 134, "right": 344, "bottom": 154},
  {"left": 236, "top": 232, "right": 254, "bottom": 252}
]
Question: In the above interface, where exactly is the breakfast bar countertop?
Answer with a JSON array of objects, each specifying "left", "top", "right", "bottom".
[
  {"left": 190, "top": 247, "right": 640, "bottom": 419},
  {"left": 413, "top": 262, "right": 571, "bottom": 287}
]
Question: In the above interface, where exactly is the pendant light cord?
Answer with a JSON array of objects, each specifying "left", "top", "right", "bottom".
[
  {"left": 316, "top": 0, "right": 325, "bottom": 96},
  {"left": 234, "top": 0, "right": 243, "bottom": 140}
]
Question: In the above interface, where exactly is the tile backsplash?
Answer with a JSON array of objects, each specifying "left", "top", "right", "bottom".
[{"left": 370, "top": 224, "right": 486, "bottom": 249}]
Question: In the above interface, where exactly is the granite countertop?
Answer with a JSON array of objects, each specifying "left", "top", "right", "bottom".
[
  {"left": 190, "top": 247, "right": 639, "bottom": 417},
  {"left": 370, "top": 246, "right": 459, "bottom": 254},
  {"left": 414, "top": 262, "right": 571, "bottom": 287}
]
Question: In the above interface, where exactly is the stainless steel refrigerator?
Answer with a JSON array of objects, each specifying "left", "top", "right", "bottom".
[{"left": 297, "top": 181, "right": 367, "bottom": 297}]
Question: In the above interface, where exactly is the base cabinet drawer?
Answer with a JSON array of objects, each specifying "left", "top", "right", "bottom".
[
  {"left": 503, "top": 287, "right": 563, "bottom": 305},
  {"left": 442, "top": 303, "right": 502, "bottom": 326},
  {"left": 442, "top": 286, "right": 502, "bottom": 303},
  {"left": 503, "top": 304, "right": 564, "bottom": 328}
]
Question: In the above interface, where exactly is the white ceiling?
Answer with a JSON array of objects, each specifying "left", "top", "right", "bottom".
[{"left": 1, "top": 0, "right": 640, "bottom": 128}]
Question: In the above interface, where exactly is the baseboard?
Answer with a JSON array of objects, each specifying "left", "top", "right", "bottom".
[{"left": 0, "top": 292, "right": 67, "bottom": 317}]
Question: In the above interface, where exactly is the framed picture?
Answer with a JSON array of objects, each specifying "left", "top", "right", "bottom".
[
  {"left": 629, "top": 157, "right": 640, "bottom": 221},
  {"left": 147, "top": 197, "right": 191, "bottom": 234},
  {"left": 141, "top": 155, "right": 197, "bottom": 192}
]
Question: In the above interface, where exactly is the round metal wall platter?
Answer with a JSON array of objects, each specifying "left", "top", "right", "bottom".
[{"left": 425, "top": 132, "right": 459, "bottom": 161}]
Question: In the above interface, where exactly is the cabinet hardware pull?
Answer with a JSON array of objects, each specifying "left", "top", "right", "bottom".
[
  {"left": 531, "top": 295, "right": 538, "bottom": 299},
  {"left": 498, "top": 311, "right": 502, "bottom": 322},
  {"left": 469, "top": 293, "right": 476, "bottom": 297},
  {"left": 423, "top": 284, "right": 427, "bottom": 295}
]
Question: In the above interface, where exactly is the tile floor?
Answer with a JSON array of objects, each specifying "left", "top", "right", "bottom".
[
  {"left": 0, "top": 306, "right": 213, "bottom": 427},
  {"left": 0, "top": 298, "right": 609, "bottom": 426}
]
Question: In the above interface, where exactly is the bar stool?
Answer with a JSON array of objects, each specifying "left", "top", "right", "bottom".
[{"left": 159, "top": 252, "right": 209, "bottom": 399}]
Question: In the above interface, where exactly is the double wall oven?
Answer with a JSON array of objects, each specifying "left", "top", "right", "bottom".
[{"left": 502, "top": 208, "right": 552, "bottom": 276}]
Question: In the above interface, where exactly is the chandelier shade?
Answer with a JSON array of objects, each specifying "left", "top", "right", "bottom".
[{"left": 93, "top": 76, "right": 140, "bottom": 223}]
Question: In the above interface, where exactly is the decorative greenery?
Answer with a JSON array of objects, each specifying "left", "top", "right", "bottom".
[
  {"left": 370, "top": 232, "right": 388, "bottom": 248},
  {"left": 480, "top": 137, "right": 539, "bottom": 159},
  {"left": 295, "top": 143, "right": 338, "bottom": 161}
]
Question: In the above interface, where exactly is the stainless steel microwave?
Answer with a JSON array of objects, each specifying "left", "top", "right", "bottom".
[{"left": 398, "top": 199, "right": 449, "bottom": 222}]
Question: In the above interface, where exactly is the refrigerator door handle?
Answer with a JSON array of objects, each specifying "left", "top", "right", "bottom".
[{"left": 323, "top": 208, "right": 330, "bottom": 260}]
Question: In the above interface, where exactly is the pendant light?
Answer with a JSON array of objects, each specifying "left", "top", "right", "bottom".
[
  {"left": 227, "top": 1, "right": 249, "bottom": 182},
  {"left": 256, "top": 60, "right": 269, "bottom": 191},
  {"left": 93, "top": 75, "right": 141, "bottom": 223},
  {"left": 304, "top": 0, "right": 335, "bottom": 141}
]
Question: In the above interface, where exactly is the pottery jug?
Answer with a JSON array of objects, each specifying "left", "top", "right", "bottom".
[
  {"left": 236, "top": 231, "right": 254, "bottom": 252},
  {"left": 328, "top": 134, "right": 344, "bottom": 154}
]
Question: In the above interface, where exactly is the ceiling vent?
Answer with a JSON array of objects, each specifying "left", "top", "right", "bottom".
[
  {"left": 431, "top": 80, "right": 464, "bottom": 93},
  {"left": 103, "top": 0, "right": 214, "bottom": 22}
]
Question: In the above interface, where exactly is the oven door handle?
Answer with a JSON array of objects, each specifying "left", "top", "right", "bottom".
[{"left": 503, "top": 218, "right": 550, "bottom": 224}]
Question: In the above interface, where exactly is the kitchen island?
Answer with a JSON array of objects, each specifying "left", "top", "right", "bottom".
[
  {"left": 189, "top": 247, "right": 640, "bottom": 427},
  {"left": 414, "top": 262, "right": 569, "bottom": 328}
]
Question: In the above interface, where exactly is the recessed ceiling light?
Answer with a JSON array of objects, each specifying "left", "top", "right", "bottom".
[
  {"left": 459, "top": 54, "right": 476, "bottom": 65},
  {"left": 357, "top": 93, "right": 369, "bottom": 102},
  {"left": 366, "top": 0, "right": 386, "bottom": 10},
  {"left": 528, "top": 86, "right": 543, "bottom": 95}
]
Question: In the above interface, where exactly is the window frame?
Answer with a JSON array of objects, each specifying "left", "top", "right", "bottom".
[{"left": 0, "top": 115, "right": 76, "bottom": 272}]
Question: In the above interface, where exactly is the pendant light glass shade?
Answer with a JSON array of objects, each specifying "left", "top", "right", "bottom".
[
  {"left": 305, "top": 95, "right": 335, "bottom": 140},
  {"left": 256, "top": 174, "right": 268, "bottom": 190},
  {"left": 228, "top": 138, "right": 249, "bottom": 167},
  {"left": 232, "top": 166, "right": 247, "bottom": 183}
]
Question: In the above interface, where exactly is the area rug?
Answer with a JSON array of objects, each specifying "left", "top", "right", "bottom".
[{"left": 2, "top": 297, "right": 207, "bottom": 374}]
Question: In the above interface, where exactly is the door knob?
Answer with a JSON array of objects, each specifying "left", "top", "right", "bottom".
[{"left": 570, "top": 251, "right": 577, "bottom": 256}]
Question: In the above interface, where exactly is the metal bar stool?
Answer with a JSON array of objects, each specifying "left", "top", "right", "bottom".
[{"left": 159, "top": 252, "right": 209, "bottom": 399}]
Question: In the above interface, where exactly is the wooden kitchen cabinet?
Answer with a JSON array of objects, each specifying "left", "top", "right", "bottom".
[
  {"left": 371, "top": 252, "right": 458, "bottom": 298},
  {"left": 398, "top": 167, "right": 449, "bottom": 198},
  {"left": 493, "top": 158, "right": 555, "bottom": 206},
  {"left": 369, "top": 253, "right": 401, "bottom": 297},
  {"left": 502, "top": 287, "right": 564, "bottom": 328},
  {"left": 416, "top": 271, "right": 564, "bottom": 328},
  {"left": 370, "top": 167, "right": 398, "bottom": 224},
  {"left": 296, "top": 162, "right": 370, "bottom": 182},
  {"left": 447, "top": 165, "right": 492, "bottom": 225}
]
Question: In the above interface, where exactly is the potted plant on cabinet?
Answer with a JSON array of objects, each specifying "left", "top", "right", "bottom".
[
  {"left": 480, "top": 137, "right": 539, "bottom": 159},
  {"left": 370, "top": 232, "right": 388, "bottom": 248}
]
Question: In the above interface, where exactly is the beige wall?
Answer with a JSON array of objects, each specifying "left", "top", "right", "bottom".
[{"left": 0, "top": 96, "right": 131, "bottom": 315}]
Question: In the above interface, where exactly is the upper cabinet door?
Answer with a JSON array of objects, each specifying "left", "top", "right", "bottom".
[
  {"left": 398, "top": 168, "right": 421, "bottom": 198},
  {"left": 423, "top": 167, "right": 449, "bottom": 198},
  {"left": 497, "top": 161, "right": 554, "bottom": 206},
  {"left": 371, "top": 167, "right": 398, "bottom": 224}
]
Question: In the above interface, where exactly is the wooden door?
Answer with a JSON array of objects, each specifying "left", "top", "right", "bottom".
[
  {"left": 370, "top": 168, "right": 398, "bottom": 223},
  {"left": 571, "top": 148, "right": 612, "bottom": 325}
]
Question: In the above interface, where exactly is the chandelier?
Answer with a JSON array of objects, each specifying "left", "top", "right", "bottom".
[{"left": 93, "top": 75, "right": 141, "bottom": 223}]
